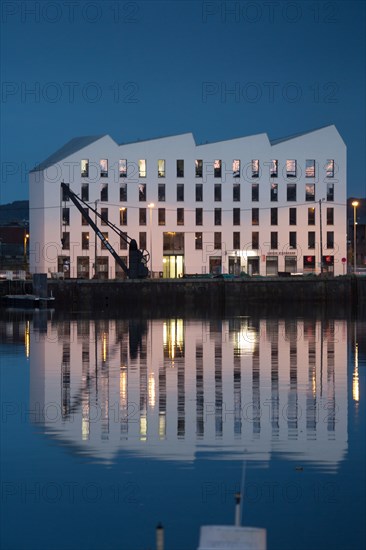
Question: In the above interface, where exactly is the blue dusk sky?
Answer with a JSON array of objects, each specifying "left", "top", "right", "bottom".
[{"left": 0, "top": 0, "right": 365, "bottom": 204}]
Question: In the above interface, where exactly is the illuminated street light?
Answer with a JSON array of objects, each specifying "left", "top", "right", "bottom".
[
  {"left": 148, "top": 203, "right": 155, "bottom": 278},
  {"left": 352, "top": 200, "right": 359, "bottom": 273}
]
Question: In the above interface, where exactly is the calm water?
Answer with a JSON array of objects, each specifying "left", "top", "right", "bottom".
[{"left": 0, "top": 308, "right": 365, "bottom": 550}]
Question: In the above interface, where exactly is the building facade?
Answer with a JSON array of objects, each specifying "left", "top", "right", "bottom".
[{"left": 29, "top": 125, "right": 347, "bottom": 278}]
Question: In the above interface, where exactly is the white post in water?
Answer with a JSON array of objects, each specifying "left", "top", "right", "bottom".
[
  {"left": 235, "top": 492, "right": 241, "bottom": 527},
  {"left": 156, "top": 523, "right": 164, "bottom": 550}
]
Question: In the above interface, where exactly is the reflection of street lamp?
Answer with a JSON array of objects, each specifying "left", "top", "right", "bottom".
[
  {"left": 24, "top": 232, "right": 29, "bottom": 270},
  {"left": 148, "top": 203, "right": 155, "bottom": 278},
  {"left": 352, "top": 200, "right": 359, "bottom": 273},
  {"left": 94, "top": 200, "right": 99, "bottom": 278}
]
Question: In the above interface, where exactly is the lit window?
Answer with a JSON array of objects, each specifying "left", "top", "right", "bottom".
[
  {"left": 305, "top": 160, "right": 315, "bottom": 178},
  {"left": 214, "top": 184, "right": 221, "bottom": 202},
  {"left": 196, "top": 208, "right": 203, "bottom": 226},
  {"left": 252, "top": 208, "right": 259, "bottom": 225},
  {"left": 177, "top": 160, "right": 184, "bottom": 178},
  {"left": 287, "top": 183, "right": 296, "bottom": 201},
  {"left": 139, "top": 183, "right": 146, "bottom": 202},
  {"left": 270, "top": 160, "right": 278, "bottom": 178},
  {"left": 289, "top": 207, "right": 297, "bottom": 225},
  {"left": 326, "top": 159, "right": 334, "bottom": 178},
  {"left": 195, "top": 160, "right": 203, "bottom": 178},
  {"left": 119, "top": 208, "right": 127, "bottom": 225},
  {"left": 139, "top": 208, "right": 147, "bottom": 225},
  {"left": 100, "top": 159, "right": 108, "bottom": 177},
  {"left": 286, "top": 160, "right": 296, "bottom": 178},
  {"left": 308, "top": 207, "right": 316, "bottom": 225},
  {"left": 233, "top": 160, "right": 240, "bottom": 178},
  {"left": 139, "top": 160, "right": 146, "bottom": 178},
  {"left": 233, "top": 183, "right": 240, "bottom": 202},
  {"left": 305, "top": 184, "right": 315, "bottom": 201},
  {"left": 196, "top": 184, "right": 203, "bottom": 201},
  {"left": 119, "top": 159, "right": 127, "bottom": 178},
  {"left": 158, "top": 159, "right": 165, "bottom": 178},
  {"left": 214, "top": 208, "right": 221, "bottom": 225},
  {"left": 252, "top": 159, "right": 259, "bottom": 178},
  {"left": 101, "top": 184, "right": 108, "bottom": 201},
  {"left": 271, "top": 183, "right": 278, "bottom": 202},
  {"left": 270, "top": 208, "right": 277, "bottom": 225},
  {"left": 158, "top": 208, "right": 166, "bottom": 226},
  {"left": 120, "top": 183, "right": 127, "bottom": 201},
  {"left": 158, "top": 184, "right": 166, "bottom": 202},
  {"left": 214, "top": 160, "right": 222, "bottom": 178},
  {"left": 177, "top": 184, "right": 184, "bottom": 201},
  {"left": 195, "top": 232, "right": 203, "bottom": 250},
  {"left": 252, "top": 184, "right": 259, "bottom": 202},
  {"left": 81, "top": 160, "right": 89, "bottom": 177},
  {"left": 233, "top": 208, "right": 240, "bottom": 225}
]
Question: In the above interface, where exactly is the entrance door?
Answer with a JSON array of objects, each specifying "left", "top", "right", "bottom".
[
  {"left": 209, "top": 256, "right": 222, "bottom": 275},
  {"left": 229, "top": 257, "right": 241, "bottom": 275},
  {"left": 163, "top": 255, "right": 184, "bottom": 278},
  {"left": 266, "top": 256, "right": 278, "bottom": 276},
  {"left": 285, "top": 256, "right": 297, "bottom": 273},
  {"left": 77, "top": 257, "right": 89, "bottom": 279},
  {"left": 247, "top": 257, "right": 259, "bottom": 276}
]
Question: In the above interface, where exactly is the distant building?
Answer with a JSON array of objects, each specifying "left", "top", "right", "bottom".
[{"left": 29, "top": 125, "right": 347, "bottom": 278}]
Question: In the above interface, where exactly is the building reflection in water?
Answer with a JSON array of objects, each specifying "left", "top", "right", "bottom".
[{"left": 28, "top": 316, "right": 349, "bottom": 470}]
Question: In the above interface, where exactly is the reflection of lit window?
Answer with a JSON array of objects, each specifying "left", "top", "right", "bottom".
[
  {"left": 158, "top": 159, "right": 165, "bottom": 178},
  {"left": 100, "top": 159, "right": 108, "bottom": 177},
  {"left": 252, "top": 159, "right": 259, "bottom": 178},
  {"left": 102, "top": 332, "right": 108, "bottom": 362},
  {"left": 25, "top": 320, "right": 30, "bottom": 358},
  {"left": 195, "top": 159, "right": 203, "bottom": 178},
  {"left": 353, "top": 343, "right": 359, "bottom": 403},
  {"left": 305, "top": 184, "right": 315, "bottom": 201},
  {"left": 139, "top": 159, "right": 146, "bottom": 178},
  {"left": 139, "top": 183, "right": 146, "bottom": 202},
  {"left": 233, "top": 321, "right": 258, "bottom": 355},
  {"left": 81, "top": 159, "right": 89, "bottom": 177},
  {"left": 326, "top": 159, "right": 334, "bottom": 177},
  {"left": 233, "top": 159, "right": 240, "bottom": 178},
  {"left": 120, "top": 366, "right": 127, "bottom": 407},
  {"left": 163, "top": 319, "right": 184, "bottom": 360},
  {"left": 306, "top": 159, "right": 315, "bottom": 178},
  {"left": 148, "top": 373, "right": 156, "bottom": 408},
  {"left": 119, "top": 159, "right": 127, "bottom": 178},
  {"left": 286, "top": 160, "right": 296, "bottom": 177},
  {"left": 214, "top": 160, "right": 222, "bottom": 178},
  {"left": 270, "top": 159, "right": 278, "bottom": 177}
]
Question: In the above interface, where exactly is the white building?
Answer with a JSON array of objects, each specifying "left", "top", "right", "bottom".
[{"left": 29, "top": 125, "right": 347, "bottom": 278}]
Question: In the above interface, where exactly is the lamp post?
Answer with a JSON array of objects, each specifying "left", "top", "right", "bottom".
[
  {"left": 148, "top": 203, "right": 155, "bottom": 278},
  {"left": 352, "top": 200, "right": 359, "bottom": 273},
  {"left": 94, "top": 199, "right": 99, "bottom": 278},
  {"left": 319, "top": 198, "right": 325, "bottom": 275},
  {"left": 23, "top": 231, "right": 29, "bottom": 271}
]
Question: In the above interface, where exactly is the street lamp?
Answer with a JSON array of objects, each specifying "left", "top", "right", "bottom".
[
  {"left": 94, "top": 199, "right": 99, "bottom": 278},
  {"left": 148, "top": 203, "right": 155, "bottom": 278},
  {"left": 24, "top": 232, "right": 29, "bottom": 271},
  {"left": 352, "top": 200, "right": 359, "bottom": 273}
]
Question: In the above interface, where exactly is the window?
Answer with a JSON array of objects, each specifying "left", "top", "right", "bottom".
[
  {"left": 327, "top": 231, "right": 334, "bottom": 248},
  {"left": 62, "top": 232, "right": 70, "bottom": 250},
  {"left": 270, "top": 232, "right": 278, "bottom": 250},
  {"left": 289, "top": 207, "right": 297, "bottom": 225},
  {"left": 214, "top": 232, "right": 221, "bottom": 249},
  {"left": 214, "top": 160, "right": 222, "bottom": 178},
  {"left": 101, "top": 208, "right": 108, "bottom": 225},
  {"left": 271, "top": 183, "right": 278, "bottom": 202},
  {"left": 158, "top": 159, "right": 165, "bottom": 178},
  {"left": 327, "top": 207, "right": 334, "bottom": 225},
  {"left": 308, "top": 231, "right": 316, "bottom": 249},
  {"left": 81, "top": 208, "right": 88, "bottom": 226},
  {"left": 305, "top": 184, "right": 315, "bottom": 201},
  {"left": 139, "top": 159, "right": 146, "bottom": 178},
  {"left": 158, "top": 183, "right": 166, "bottom": 202},
  {"left": 304, "top": 256, "right": 315, "bottom": 270},
  {"left": 120, "top": 232, "right": 128, "bottom": 250},
  {"left": 233, "top": 232, "right": 240, "bottom": 249},
  {"left": 62, "top": 183, "right": 70, "bottom": 201},
  {"left": 270, "top": 207, "right": 278, "bottom": 225},
  {"left": 82, "top": 232, "right": 89, "bottom": 250},
  {"left": 196, "top": 208, "right": 203, "bottom": 226},
  {"left": 289, "top": 231, "right": 297, "bottom": 249},
  {"left": 252, "top": 208, "right": 259, "bottom": 225},
  {"left": 326, "top": 159, "right": 334, "bottom": 178},
  {"left": 62, "top": 207, "right": 70, "bottom": 225},
  {"left": 177, "top": 159, "right": 184, "bottom": 177},
  {"left": 308, "top": 207, "right": 316, "bottom": 225},
  {"left": 177, "top": 208, "right": 184, "bottom": 225},
  {"left": 233, "top": 208, "right": 240, "bottom": 225},
  {"left": 287, "top": 184, "right": 296, "bottom": 201},
  {"left": 306, "top": 160, "right": 315, "bottom": 178},
  {"left": 120, "top": 183, "right": 127, "bottom": 201},
  {"left": 270, "top": 159, "right": 278, "bottom": 178},
  {"left": 195, "top": 159, "right": 203, "bottom": 178},
  {"left": 139, "top": 183, "right": 146, "bottom": 202},
  {"left": 120, "top": 208, "right": 127, "bottom": 225},
  {"left": 139, "top": 208, "right": 147, "bottom": 225},
  {"left": 158, "top": 208, "right": 166, "bottom": 225},
  {"left": 81, "top": 159, "right": 89, "bottom": 177},
  {"left": 252, "top": 184, "right": 259, "bottom": 202},
  {"left": 327, "top": 183, "right": 334, "bottom": 202},
  {"left": 196, "top": 184, "right": 203, "bottom": 201},
  {"left": 100, "top": 159, "right": 108, "bottom": 178},
  {"left": 177, "top": 184, "right": 184, "bottom": 201},
  {"left": 286, "top": 160, "right": 296, "bottom": 178},
  {"left": 252, "top": 232, "right": 259, "bottom": 249},
  {"left": 233, "top": 183, "right": 240, "bottom": 202},
  {"left": 119, "top": 159, "right": 127, "bottom": 178},
  {"left": 252, "top": 159, "right": 259, "bottom": 178},
  {"left": 214, "top": 208, "right": 221, "bottom": 225},
  {"left": 163, "top": 232, "right": 184, "bottom": 252},
  {"left": 101, "top": 184, "right": 108, "bottom": 201},
  {"left": 233, "top": 160, "right": 240, "bottom": 178},
  {"left": 81, "top": 183, "right": 89, "bottom": 201},
  {"left": 101, "top": 232, "right": 109, "bottom": 249},
  {"left": 139, "top": 232, "right": 147, "bottom": 250},
  {"left": 214, "top": 184, "right": 222, "bottom": 201},
  {"left": 195, "top": 232, "right": 203, "bottom": 250}
]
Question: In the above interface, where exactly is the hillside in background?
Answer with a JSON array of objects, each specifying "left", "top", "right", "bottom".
[{"left": 0, "top": 201, "right": 29, "bottom": 226}]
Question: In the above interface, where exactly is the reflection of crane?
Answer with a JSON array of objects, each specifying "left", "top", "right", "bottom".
[{"left": 60, "top": 182, "right": 149, "bottom": 279}]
